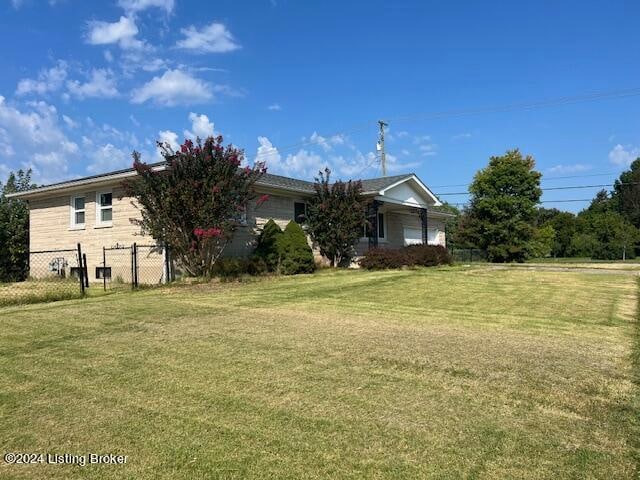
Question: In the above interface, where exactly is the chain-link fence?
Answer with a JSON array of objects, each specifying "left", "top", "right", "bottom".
[
  {"left": 0, "top": 247, "right": 84, "bottom": 307},
  {"left": 0, "top": 242, "right": 172, "bottom": 307},
  {"left": 450, "top": 248, "right": 487, "bottom": 263}
]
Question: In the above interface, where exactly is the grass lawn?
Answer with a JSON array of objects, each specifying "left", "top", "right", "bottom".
[
  {"left": 0, "top": 266, "right": 638, "bottom": 479},
  {"left": 0, "top": 278, "right": 83, "bottom": 307}
]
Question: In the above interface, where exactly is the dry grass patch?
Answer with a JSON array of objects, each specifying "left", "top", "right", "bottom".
[{"left": 0, "top": 267, "right": 638, "bottom": 479}]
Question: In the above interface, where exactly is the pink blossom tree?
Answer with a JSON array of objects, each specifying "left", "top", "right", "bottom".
[{"left": 124, "top": 136, "right": 267, "bottom": 277}]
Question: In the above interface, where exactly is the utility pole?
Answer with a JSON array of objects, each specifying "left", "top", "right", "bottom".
[{"left": 377, "top": 120, "right": 388, "bottom": 177}]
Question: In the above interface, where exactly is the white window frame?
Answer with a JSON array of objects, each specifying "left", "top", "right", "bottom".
[
  {"left": 69, "top": 195, "right": 86, "bottom": 230},
  {"left": 95, "top": 190, "right": 113, "bottom": 228},
  {"left": 361, "top": 212, "right": 387, "bottom": 242}
]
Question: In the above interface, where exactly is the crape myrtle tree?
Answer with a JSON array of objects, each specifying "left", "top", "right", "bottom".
[
  {"left": 124, "top": 136, "right": 268, "bottom": 277},
  {"left": 306, "top": 168, "right": 366, "bottom": 267},
  {"left": 463, "top": 149, "right": 542, "bottom": 262}
]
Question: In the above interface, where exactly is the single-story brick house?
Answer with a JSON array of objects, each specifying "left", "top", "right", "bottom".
[{"left": 8, "top": 164, "right": 450, "bottom": 282}]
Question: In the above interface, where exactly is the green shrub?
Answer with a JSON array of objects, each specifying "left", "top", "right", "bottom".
[
  {"left": 277, "top": 221, "right": 316, "bottom": 275},
  {"left": 212, "top": 258, "right": 247, "bottom": 279},
  {"left": 254, "top": 219, "right": 284, "bottom": 272},
  {"left": 359, "top": 245, "right": 452, "bottom": 270},
  {"left": 404, "top": 245, "right": 453, "bottom": 266}
]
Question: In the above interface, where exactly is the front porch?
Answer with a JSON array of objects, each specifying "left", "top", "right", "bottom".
[{"left": 356, "top": 200, "right": 448, "bottom": 256}]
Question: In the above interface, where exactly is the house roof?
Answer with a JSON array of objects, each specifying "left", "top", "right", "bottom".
[{"left": 6, "top": 163, "right": 442, "bottom": 206}]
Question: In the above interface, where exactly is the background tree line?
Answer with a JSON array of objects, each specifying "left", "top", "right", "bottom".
[{"left": 447, "top": 152, "right": 640, "bottom": 261}]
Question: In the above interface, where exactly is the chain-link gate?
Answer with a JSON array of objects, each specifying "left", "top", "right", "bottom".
[{"left": 101, "top": 243, "right": 168, "bottom": 291}]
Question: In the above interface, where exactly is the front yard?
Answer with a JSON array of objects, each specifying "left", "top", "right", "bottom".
[{"left": 0, "top": 266, "right": 638, "bottom": 479}]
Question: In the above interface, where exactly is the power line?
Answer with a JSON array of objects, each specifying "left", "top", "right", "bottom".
[
  {"left": 447, "top": 198, "right": 595, "bottom": 206},
  {"left": 436, "top": 181, "right": 640, "bottom": 196},
  {"left": 252, "top": 86, "right": 640, "bottom": 163},
  {"left": 432, "top": 171, "right": 621, "bottom": 189},
  {"left": 386, "top": 87, "right": 640, "bottom": 125}
]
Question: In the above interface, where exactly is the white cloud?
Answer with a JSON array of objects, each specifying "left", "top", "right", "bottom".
[
  {"left": 609, "top": 144, "right": 640, "bottom": 166},
  {"left": 176, "top": 22, "right": 240, "bottom": 53},
  {"left": 0, "top": 96, "right": 78, "bottom": 182},
  {"left": 158, "top": 129, "right": 179, "bottom": 151},
  {"left": 418, "top": 144, "right": 437, "bottom": 156},
  {"left": 131, "top": 69, "right": 213, "bottom": 106},
  {"left": 546, "top": 164, "right": 592, "bottom": 174},
  {"left": 62, "top": 114, "right": 78, "bottom": 129},
  {"left": 118, "top": 0, "right": 174, "bottom": 14},
  {"left": 16, "top": 60, "right": 68, "bottom": 96},
  {"left": 452, "top": 132, "right": 472, "bottom": 140},
  {"left": 267, "top": 103, "right": 281, "bottom": 111},
  {"left": 256, "top": 137, "right": 329, "bottom": 178},
  {"left": 308, "top": 131, "right": 346, "bottom": 152},
  {"left": 256, "top": 136, "right": 281, "bottom": 166},
  {"left": 413, "top": 134, "right": 437, "bottom": 157},
  {"left": 66, "top": 69, "right": 119, "bottom": 99},
  {"left": 255, "top": 135, "right": 413, "bottom": 179},
  {"left": 184, "top": 112, "right": 215, "bottom": 140},
  {"left": 86, "top": 16, "right": 146, "bottom": 50},
  {"left": 10, "top": 0, "right": 24, "bottom": 8},
  {"left": 87, "top": 143, "right": 130, "bottom": 174}
]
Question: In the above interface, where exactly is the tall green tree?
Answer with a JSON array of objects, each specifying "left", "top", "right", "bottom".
[
  {"left": 463, "top": 149, "right": 542, "bottom": 262},
  {"left": 535, "top": 208, "right": 576, "bottom": 257},
  {"left": 611, "top": 157, "right": 640, "bottom": 227},
  {"left": 305, "top": 168, "right": 366, "bottom": 267},
  {"left": 0, "top": 169, "right": 35, "bottom": 282}
]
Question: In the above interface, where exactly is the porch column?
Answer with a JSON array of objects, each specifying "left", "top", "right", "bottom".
[
  {"left": 367, "top": 200, "right": 382, "bottom": 248},
  {"left": 419, "top": 207, "right": 428, "bottom": 245}
]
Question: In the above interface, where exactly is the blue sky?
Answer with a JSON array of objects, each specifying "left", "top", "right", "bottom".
[{"left": 1, "top": 0, "right": 639, "bottom": 211}]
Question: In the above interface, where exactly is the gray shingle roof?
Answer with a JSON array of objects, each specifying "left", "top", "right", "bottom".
[
  {"left": 359, "top": 174, "right": 413, "bottom": 193},
  {"left": 256, "top": 173, "right": 315, "bottom": 193},
  {"left": 7, "top": 161, "right": 418, "bottom": 199},
  {"left": 257, "top": 172, "right": 414, "bottom": 195}
]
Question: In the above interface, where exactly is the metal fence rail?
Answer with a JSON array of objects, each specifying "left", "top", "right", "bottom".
[{"left": 450, "top": 248, "right": 487, "bottom": 263}]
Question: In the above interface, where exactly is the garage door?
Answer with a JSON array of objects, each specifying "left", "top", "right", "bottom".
[{"left": 403, "top": 228, "right": 438, "bottom": 246}]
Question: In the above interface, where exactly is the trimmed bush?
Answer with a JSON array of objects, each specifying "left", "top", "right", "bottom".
[
  {"left": 277, "top": 221, "right": 316, "bottom": 275},
  {"left": 359, "top": 245, "right": 452, "bottom": 270},
  {"left": 254, "top": 219, "right": 284, "bottom": 272},
  {"left": 211, "top": 256, "right": 269, "bottom": 280}
]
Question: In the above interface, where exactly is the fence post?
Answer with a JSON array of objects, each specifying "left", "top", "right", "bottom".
[
  {"left": 133, "top": 242, "right": 138, "bottom": 289},
  {"left": 130, "top": 244, "right": 135, "bottom": 291},
  {"left": 82, "top": 253, "right": 89, "bottom": 289},
  {"left": 76, "top": 243, "right": 85, "bottom": 296},
  {"left": 163, "top": 244, "right": 171, "bottom": 284},
  {"left": 102, "top": 246, "right": 107, "bottom": 292}
]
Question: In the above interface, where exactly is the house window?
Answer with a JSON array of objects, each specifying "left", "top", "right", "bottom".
[
  {"left": 363, "top": 213, "right": 385, "bottom": 238},
  {"left": 70, "top": 195, "right": 85, "bottom": 228},
  {"left": 96, "top": 191, "right": 113, "bottom": 226},
  {"left": 96, "top": 267, "right": 112, "bottom": 279},
  {"left": 70, "top": 266, "right": 86, "bottom": 279},
  {"left": 294, "top": 202, "right": 307, "bottom": 223}
]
